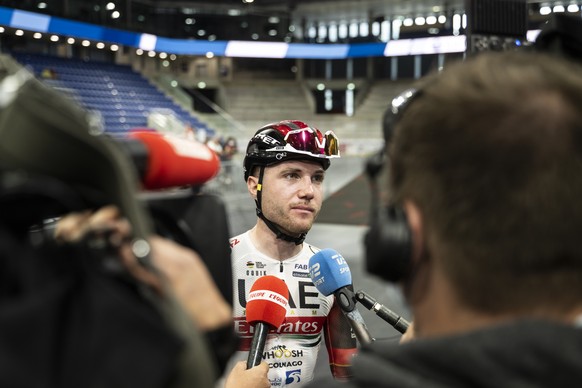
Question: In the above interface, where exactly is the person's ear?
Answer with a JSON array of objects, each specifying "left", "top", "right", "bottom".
[
  {"left": 247, "top": 175, "right": 259, "bottom": 199},
  {"left": 401, "top": 200, "right": 432, "bottom": 307},
  {"left": 403, "top": 200, "right": 425, "bottom": 266}
]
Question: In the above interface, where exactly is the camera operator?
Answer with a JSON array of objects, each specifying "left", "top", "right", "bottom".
[
  {"left": 0, "top": 54, "right": 267, "bottom": 387},
  {"left": 307, "top": 50, "right": 582, "bottom": 387},
  {"left": 53, "top": 204, "right": 270, "bottom": 388}
]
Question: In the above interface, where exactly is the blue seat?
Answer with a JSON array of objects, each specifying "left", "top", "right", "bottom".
[{"left": 11, "top": 52, "right": 214, "bottom": 136}]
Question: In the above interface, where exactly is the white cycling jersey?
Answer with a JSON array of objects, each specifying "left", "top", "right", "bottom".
[{"left": 228, "top": 230, "right": 355, "bottom": 387}]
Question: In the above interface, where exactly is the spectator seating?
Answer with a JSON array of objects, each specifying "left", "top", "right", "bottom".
[{"left": 11, "top": 52, "right": 213, "bottom": 136}]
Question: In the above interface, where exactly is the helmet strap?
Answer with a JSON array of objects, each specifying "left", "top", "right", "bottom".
[{"left": 254, "top": 165, "right": 306, "bottom": 245}]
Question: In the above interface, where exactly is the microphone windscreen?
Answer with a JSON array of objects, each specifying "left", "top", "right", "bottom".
[
  {"left": 246, "top": 275, "right": 289, "bottom": 328},
  {"left": 309, "top": 248, "right": 352, "bottom": 296},
  {"left": 129, "top": 130, "right": 220, "bottom": 190}
]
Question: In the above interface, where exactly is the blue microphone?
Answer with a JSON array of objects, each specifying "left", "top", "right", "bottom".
[
  {"left": 309, "top": 248, "right": 352, "bottom": 295},
  {"left": 309, "top": 249, "right": 374, "bottom": 345}
]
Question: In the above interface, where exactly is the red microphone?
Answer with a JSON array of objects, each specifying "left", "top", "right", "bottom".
[
  {"left": 246, "top": 275, "right": 289, "bottom": 369},
  {"left": 121, "top": 130, "right": 220, "bottom": 190}
]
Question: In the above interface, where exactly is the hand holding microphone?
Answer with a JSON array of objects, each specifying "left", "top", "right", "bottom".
[
  {"left": 245, "top": 275, "right": 289, "bottom": 369},
  {"left": 309, "top": 249, "right": 374, "bottom": 345}
]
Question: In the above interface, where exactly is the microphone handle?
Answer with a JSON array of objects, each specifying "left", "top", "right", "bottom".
[
  {"left": 344, "top": 308, "right": 374, "bottom": 345},
  {"left": 355, "top": 290, "right": 410, "bottom": 334},
  {"left": 246, "top": 322, "right": 270, "bottom": 369},
  {"left": 334, "top": 287, "right": 374, "bottom": 345}
]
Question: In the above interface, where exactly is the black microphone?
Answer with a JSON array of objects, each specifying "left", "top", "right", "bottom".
[
  {"left": 355, "top": 289, "right": 410, "bottom": 334},
  {"left": 309, "top": 249, "right": 374, "bottom": 345}
]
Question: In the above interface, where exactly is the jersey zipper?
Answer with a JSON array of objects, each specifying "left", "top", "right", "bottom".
[{"left": 280, "top": 261, "right": 283, "bottom": 272}]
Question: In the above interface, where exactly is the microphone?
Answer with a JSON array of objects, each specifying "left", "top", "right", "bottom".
[
  {"left": 245, "top": 275, "right": 289, "bottom": 369},
  {"left": 354, "top": 290, "right": 410, "bottom": 334},
  {"left": 309, "top": 249, "right": 374, "bottom": 345},
  {"left": 116, "top": 130, "right": 220, "bottom": 190}
]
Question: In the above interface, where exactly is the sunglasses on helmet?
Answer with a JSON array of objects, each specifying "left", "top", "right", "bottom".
[{"left": 267, "top": 127, "right": 340, "bottom": 158}]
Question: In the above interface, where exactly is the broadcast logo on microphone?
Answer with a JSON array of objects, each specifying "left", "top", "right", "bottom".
[
  {"left": 247, "top": 288, "right": 289, "bottom": 315},
  {"left": 309, "top": 249, "right": 351, "bottom": 297}
]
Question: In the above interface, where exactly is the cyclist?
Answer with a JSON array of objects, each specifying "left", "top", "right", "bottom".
[{"left": 227, "top": 120, "right": 357, "bottom": 387}]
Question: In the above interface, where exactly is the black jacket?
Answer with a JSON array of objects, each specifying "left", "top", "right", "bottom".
[{"left": 310, "top": 319, "right": 582, "bottom": 388}]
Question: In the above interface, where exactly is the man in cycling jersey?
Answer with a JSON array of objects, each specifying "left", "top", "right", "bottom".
[{"left": 227, "top": 120, "right": 358, "bottom": 387}]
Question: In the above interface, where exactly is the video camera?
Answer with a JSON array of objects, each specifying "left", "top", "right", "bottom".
[{"left": 0, "top": 54, "right": 232, "bottom": 305}]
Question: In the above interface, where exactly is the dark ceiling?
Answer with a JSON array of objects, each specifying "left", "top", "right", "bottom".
[
  {"left": 1, "top": 1, "right": 559, "bottom": 42},
  {"left": 130, "top": 0, "right": 467, "bottom": 40}
]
